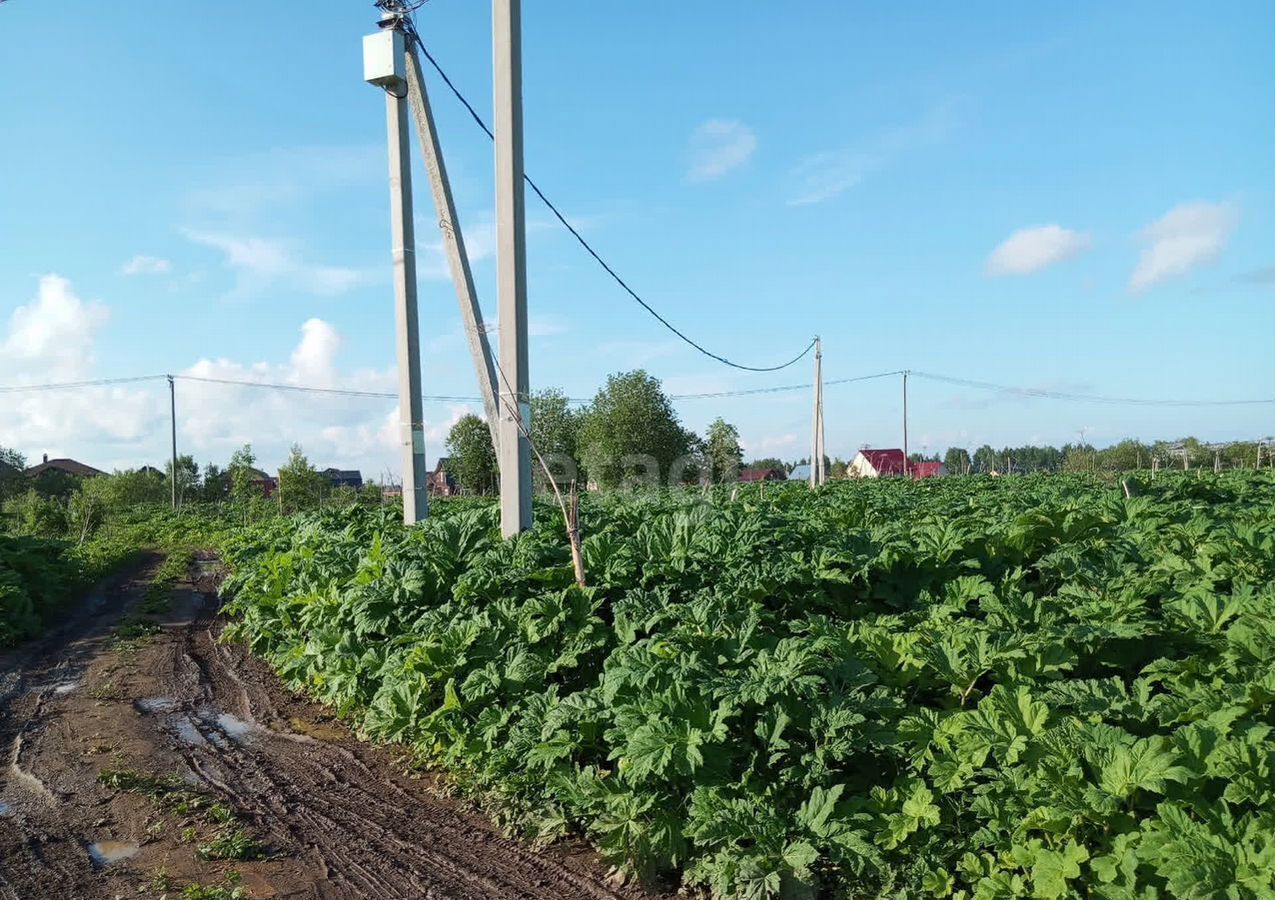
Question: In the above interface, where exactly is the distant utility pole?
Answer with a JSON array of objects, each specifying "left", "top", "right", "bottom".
[
  {"left": 168, "top": 375, "right": 177, "bottom": 510},
  {"left": 365, "top": 10, "right": 428, "bottom": 524},
  {"left": 494, "top": 0, "right": 533, "bottom": 536},
  {"left": 809, "top": 336, "right": 824, "bottom": 487},
  {"left": 901, "top": 370, "right": 910, "bottom": 477}
]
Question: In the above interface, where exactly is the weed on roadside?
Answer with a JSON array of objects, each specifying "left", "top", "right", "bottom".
[
  {"left": 98, "top": 765, "right": 263, "bottom": 859},
  {"left": 197, "top": 826, "right": 262, "bottom": 861}
]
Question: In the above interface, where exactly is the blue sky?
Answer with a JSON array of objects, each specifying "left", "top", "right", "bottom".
[{"left": 1, "top": 1, "right": 1272, "bottom": 475}]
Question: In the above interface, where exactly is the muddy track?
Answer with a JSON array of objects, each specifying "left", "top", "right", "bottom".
[{"left": 0, "top": 555, "right": 668, "bottom": 900}]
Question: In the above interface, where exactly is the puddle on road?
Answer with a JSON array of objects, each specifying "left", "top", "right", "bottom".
[
  {"left": 52, "top": 680, "right": 80, "bottom": 695},
  {"left": 87, "top": 840, "right": 139, "bottom": 865},
  {"left": 215, "top": 712, "right": 254, "bottom": 742},
  {"left": 289, "top": 716, "right": 348, "bottom": 742},
  {"left": 171, "top": 714, "right": 208, "bottom": 747},
  {"left": 135, "top": 697, "right": 179, "bottom": 714}
]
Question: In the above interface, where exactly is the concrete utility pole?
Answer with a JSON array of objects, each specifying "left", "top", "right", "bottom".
[
  {"left": 365, "top": 13, "right": 428, "bottom": 524},
  {"left": 168, "top": 375, "right": 177, "bottom": 510},
  {"left": 404, "top": 44, "right": 502, "bottom": 447},
  {"left": 809, "top": 336, "right": 824, "bottom": 487},
  {"left": 493, "top": 0, "right": 533, "bottom": 536},
  {"left": 901, "top": 370, "right": 910, "bottom": 477}
]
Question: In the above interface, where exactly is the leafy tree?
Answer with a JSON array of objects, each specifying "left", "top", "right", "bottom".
[
  {"left": 972, "top": 445, "right": 998, "bottom": 474},
  {"left": 446, "top": 415, "right": 498, "bottom": 495},
  {"left": 1096, "top": 439, "right": 1151, "bottom": 472},
  {"left": 944, "top": 447, "right": 972, "bottom": 475},
  {"left": 201, "top": 463, "right": 229, "bottom": 501},
  {"left": 530, "top": 388, "right": 580, "bottom": 490},
  {"left": 228, "top": 444, "right": 258, "bottom": 500},
  {"left": 829, "top": 457, "right": 848, "bottom": 480},
  {"left": 277, "top": 444, "right": 325, "bottom": 513},
  {"left": 703, "top": 418, "right": 743, "bottom": 483},
  {"left": 576, "top": 370, "right": 695, "bottom": 490},
  {"left": 359, "top": 482, "right": 384, "bottom": 506},
  {"left": 745, "top": 457, "right": 789, "bottom": 473},
  {"left": 6, "top": 489, "right": 67, "bottom": 537},
  {"left": 90, "top": 468, "right": 166, "bottom": 509},
  {"left": 164, "top": 454, "right": 199, "bottom": 506},
  {"left": 0, "top": 446, "right": 24, "bottom": 470},
  {"left": 31, "top": 468, "right": 80, "bottom": 500},
  {"left": 0, "top": 446, "right": 26, "bottom": 501}
]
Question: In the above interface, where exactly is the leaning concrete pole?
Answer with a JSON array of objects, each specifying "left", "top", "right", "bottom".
[
  {"left": 494, "top": 0, "right": 533, "bottom": 536},
  {"left": 365, "top": 14, "right": 428, "bottom": 524},
  {"left": 404, "top": 45, "right": 502, "bottom": 450}
]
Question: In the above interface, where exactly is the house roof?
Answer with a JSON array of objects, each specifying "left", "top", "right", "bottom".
[
  {"left": 246, "top": 467, "right": 275, "bottom": 482},
  {"left": 25, "top": 458, "right": 104, "bottom": 478},
  {"left": 738, "top": 467, "right": 784, "bottom": 482},
  {"left": 787, "top": 464, "right": 812, "bottom": 481},
  {"left": 321, "top": 468, "right": 362, "bottom": 479},
  {"left": 857, "top": 449, "right": 905, "bottom": 475},
  {"left": 434, "top": 457, "right": 451, "bottom": 473},
  {"left": 911, "top": 461, "right": 945, "bottom": 479}
]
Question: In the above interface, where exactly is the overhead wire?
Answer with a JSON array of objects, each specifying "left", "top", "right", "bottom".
[
  {"left": 0, "top": 375, "right": 167, "bottom": 393},
  {"left": 909, "top": 371, "right": 1275, "bottom": 408},
  {"left": 402, "top": 18, "right": 815, "bottom": 373},
  {"left": 1, "top": 370, "right": 1270, "bottom": 408}
]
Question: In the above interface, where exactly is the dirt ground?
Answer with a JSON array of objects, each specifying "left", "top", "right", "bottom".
[{"left": 0, "top": 555, "right": 668, "bottom": 900}]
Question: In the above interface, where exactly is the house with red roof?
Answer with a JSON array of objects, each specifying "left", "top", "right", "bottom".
[
  {"left": 910, "top": 461, "right": 947, "bottom": 479},
  {"left": 849, "top": 448, "right": 906, "bottom": 478},
  {"left": 848, "top": 449, "right": 947, "bottom": 479}
]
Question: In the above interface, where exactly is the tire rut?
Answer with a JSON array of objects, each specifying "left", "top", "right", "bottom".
[{"left": 1, "top": 554, "right": 663, "bottom": 900}]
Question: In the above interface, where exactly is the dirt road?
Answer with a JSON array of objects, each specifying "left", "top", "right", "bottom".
[{"left": 0, "top": 555, "right": 662, "bottom": 900}]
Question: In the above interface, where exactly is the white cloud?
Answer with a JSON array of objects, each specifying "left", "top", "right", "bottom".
[
  {"left": 686, "top": 119, "right": 757, "bottom": 183},
  {"left": 2, "top": 274, "right": 109, "bottom": 378},
  {"left": 0, "top": 276, "right": 160, "bottom": 460},
  {"left": 742, "top": 432, "right": 799, "bottom": 456},
  {"left": 182, "top": 229, "right": 369, "bottom": 298},
  {"left": 785, "top": 101, "right": 959, "bottom": 206},
  {"left": 986, "top": 225, "right": 1091, "bottom": 276},
  {"left": 1129, "top": 201, "right": 1238, "bottom": 293},
  {"left": 786, "top": 151, "right": 867, "bottom": 206},
  {"left": 120, "top": 255, "right": 172, "bottom": 276},
  {"left": 0, "top": 274, "right": 460, "bottom": 474}
]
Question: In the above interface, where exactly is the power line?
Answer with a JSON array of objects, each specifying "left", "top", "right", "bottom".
[
  {"left": 909, "top": 371, "right": 1275, "bottom": 408},
  {"left": 405, "top": 25, "right": 815, "bottom": 373},
  {"left": 0, "top": 375, "right": 166, "bottom": 393},
  {"left": 2, "top": 369, "right": 1269, "bottom": 408},
  {"left": 172, "top": 375, "right": 476, "bottom": 403}
]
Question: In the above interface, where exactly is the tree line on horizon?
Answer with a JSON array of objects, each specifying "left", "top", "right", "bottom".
[{"left": 3, "top": 368, "right": 1267, "bottom": 517}]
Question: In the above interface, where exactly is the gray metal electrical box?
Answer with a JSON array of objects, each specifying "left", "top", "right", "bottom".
[{"left": 363, "top": 30, "right": 405, "bottom": 89}]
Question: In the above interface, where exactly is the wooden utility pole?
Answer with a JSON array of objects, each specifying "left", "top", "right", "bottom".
[
  {"left": 167, "top": 375, "right": 177, "bottom": 510},
  {"left": 365, "top": 13, "right": 429, "bottom": 524},
  {"left": 494, "top": 0, "right": 533, "bottom": 536}
]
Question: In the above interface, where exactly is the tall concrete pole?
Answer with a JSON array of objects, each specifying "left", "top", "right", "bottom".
[
  {"left": 404, "top": 45, "right": 502, "bottom": 449},
  {"left": 168, "top": 375, "right": 177, "bottom": 510},
  {"left": 368, "top": 19, "right": 429, "bottom": 524},
  {"left": 902, "top": 370, "right": 910, "bottom": 477},
  {"left": 494, "top": 0, "right": 532, "bottom": 536},
  {"left": 810, "top": 337, "right": 822, "bottom": 487}
]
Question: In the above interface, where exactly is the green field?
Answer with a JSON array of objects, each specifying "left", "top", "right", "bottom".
[{"left": 218, "top": 473, "right": 1275, "bottom": 898}]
